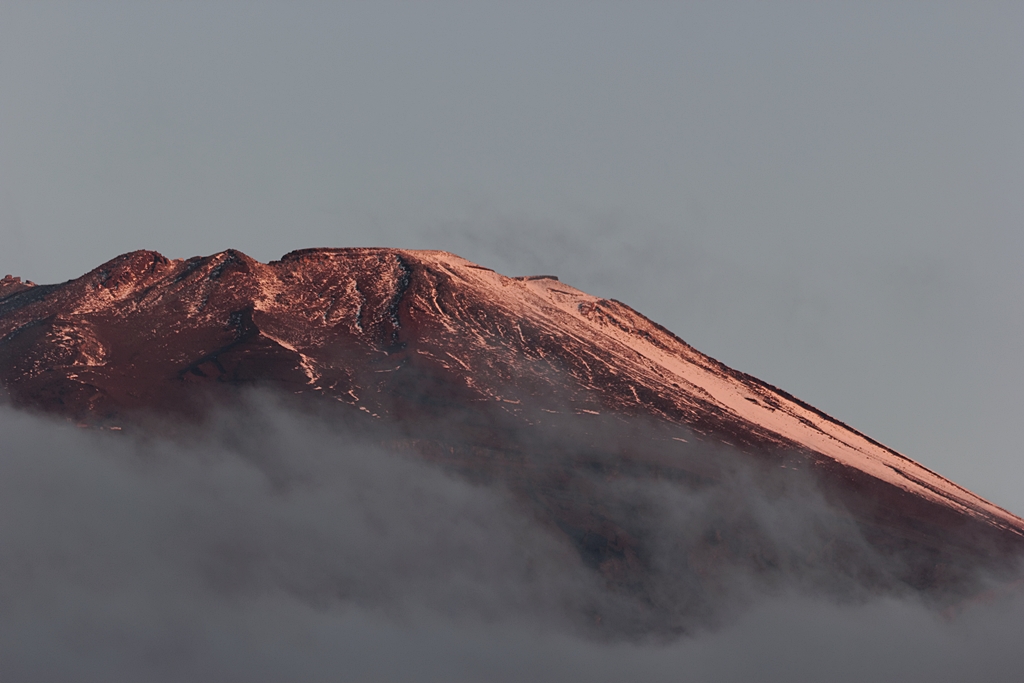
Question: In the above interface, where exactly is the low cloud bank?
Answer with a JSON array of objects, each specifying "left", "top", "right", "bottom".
[{"left": 0, "top": 399, "right": 1022, "bottom": 682}]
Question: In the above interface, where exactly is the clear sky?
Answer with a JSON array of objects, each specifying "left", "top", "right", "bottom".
[{"left": 1, "top": 2, "right": 1022, "bottom": 512}]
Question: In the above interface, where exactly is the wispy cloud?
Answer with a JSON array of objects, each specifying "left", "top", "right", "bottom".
[{"left": 1, "top": 395, "right": 1022, "bottom": 681}]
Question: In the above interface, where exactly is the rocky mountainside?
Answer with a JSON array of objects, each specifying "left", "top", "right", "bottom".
[{"left": 2, "top": 248, "right": 1022, "bottom": 625}]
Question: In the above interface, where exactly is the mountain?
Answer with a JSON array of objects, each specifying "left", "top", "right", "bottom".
[{"left": 2, "top": 248, "right": 1022, "bottom": 629}]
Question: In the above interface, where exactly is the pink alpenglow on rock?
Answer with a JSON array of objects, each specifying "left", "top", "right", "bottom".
[{"left": 1, "top": 247, "right": 1022, "bottom": 625}]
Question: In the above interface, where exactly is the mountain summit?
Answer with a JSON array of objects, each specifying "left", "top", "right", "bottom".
[{"left": 2, "top": 247, "right": 1021, "bottom": 626}]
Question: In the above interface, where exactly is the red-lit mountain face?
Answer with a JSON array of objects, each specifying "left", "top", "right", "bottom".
[{"left": 2, "top": 248, "right": 1022, "bottom": 620}]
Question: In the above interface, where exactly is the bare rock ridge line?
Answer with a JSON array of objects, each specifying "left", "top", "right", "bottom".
[
  {"left": 0, "top": 246, "right": 1020, "bottom": 529},
  {"left": 2, "top": 246, "right": 1023, "bottom": 600}
]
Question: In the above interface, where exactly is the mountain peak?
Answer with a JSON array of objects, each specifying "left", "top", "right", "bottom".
[{"left": 2, "top": 247, "right": 1022, "bottom": 602}]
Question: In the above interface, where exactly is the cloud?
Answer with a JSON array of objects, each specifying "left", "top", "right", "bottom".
[{"left": 0, "top": 397, "right": 1022, "bottom": 681}]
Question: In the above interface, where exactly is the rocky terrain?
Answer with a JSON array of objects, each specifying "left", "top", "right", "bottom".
[{"left": 2, "top": 248, "right": 1021, "bottom": 630}]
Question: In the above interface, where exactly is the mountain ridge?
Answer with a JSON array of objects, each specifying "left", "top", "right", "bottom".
[{"left": 2, "top": 247, "right": 1022, "bottom": 609}]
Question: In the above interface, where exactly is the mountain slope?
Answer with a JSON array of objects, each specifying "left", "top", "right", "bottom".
[{"left": 2, "top": 247, "right": 1022, "bottom": 614}]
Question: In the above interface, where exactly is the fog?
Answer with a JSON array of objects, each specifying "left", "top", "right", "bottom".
[
  {"left": 2, "top": 2, "right": 1022, "bottom": 513},
  {"left": 1, "top": 397, "right": 1023, "bottom": 682},
  {"left": 1, "top": 4, "right": 1023, "bottom": 675}
]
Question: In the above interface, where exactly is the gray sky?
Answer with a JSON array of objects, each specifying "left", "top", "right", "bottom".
[{"left": 1, "top": 1, "right": 1022, "bottom": 513}]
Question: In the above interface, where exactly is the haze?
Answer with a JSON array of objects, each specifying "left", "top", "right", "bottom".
[
  {"left": 2, "top": 2, "right": 1021, "bottom": 510},
  {"left": 2, "top": 398, "right": 1023, "bottom": 682},
  {"left": 4, "top": 2, "right": 1020, "bottom": 513},
  {"left": 1, "top": 4, "right": 1023, "bottom": 679}
]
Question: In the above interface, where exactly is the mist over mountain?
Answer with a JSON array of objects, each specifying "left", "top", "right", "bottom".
[
  {"left": 0, "top": 399, "right": 1022, "bottom": 683},
  {"left": 1, "top": 247, "right": 1023, "bottom": 680}
]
